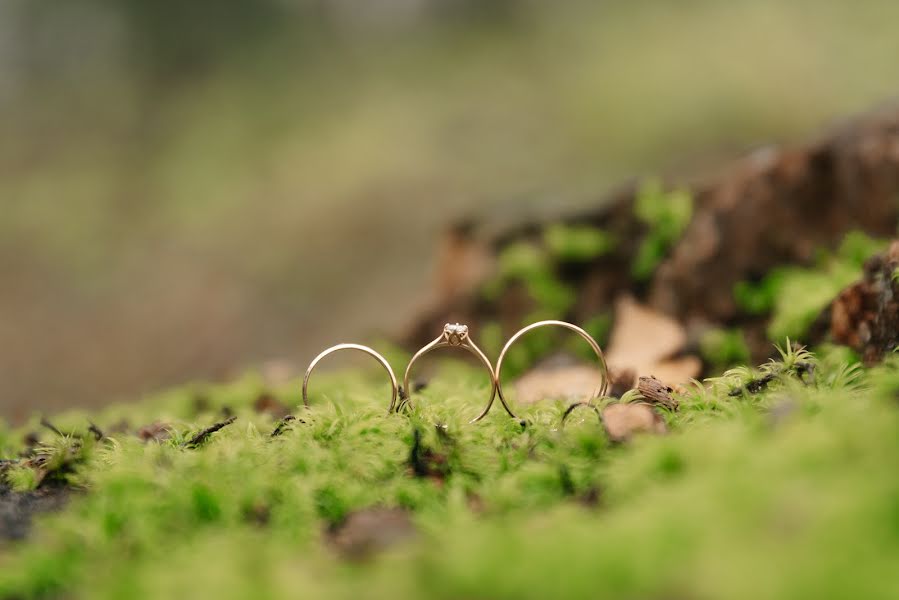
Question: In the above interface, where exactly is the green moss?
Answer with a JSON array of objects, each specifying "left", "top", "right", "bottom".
[
  {"left": 523, "top": 273, "right": 577, "bottom": 317},
  {"left": 543, "top": 224, "right": 617, "bottom": 263},
  {"left": 485, "top": 239, "right": 578, "bottom": 371},
  {"left": 6, "top": 463, "right": 40, "bottom": 492},
  {"left": 700, "top": 327, "right": 751, "bottom": 372},
  {"left": 497, "top": 241, "right": 549, "bottom": 281},
  {"left": 632, "top": 178, "right": 693, "bottom": 280},
  {"left": 2, "top": 346, "right": 898, "bottom": 599},
  {"left": 734, "top": 232, "right": 888, "bottom": 342},
  {"left": 766, "top": 264, "right": 858, "bottom": 341},
  {"left": 496, "top": 240, "right": 576, "bottom": 315},
  {"left": 838, "top": 230, "right": 887, "bottom": 267},
  {"left": 734, "top": 270, "right": 787, "bottom": 315}
]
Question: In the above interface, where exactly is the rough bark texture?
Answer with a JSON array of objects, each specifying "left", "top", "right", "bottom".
[
  {"left": 826, "top": 240, "right": 899, "bottom": 363},
  {"left": 637, "top": 376, "right": 678, "bottom": 411},
  {"left": 403, "top": 105, "right": 899, "bottom": 362}
]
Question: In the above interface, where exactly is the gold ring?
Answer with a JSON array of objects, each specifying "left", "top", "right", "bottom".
[
  {"left": 402, "top": 323, "right": 506, "bottom": 423},
  {"left": 495, "top": 320, "right": 610, "bottom": 417},
  {"left": 303, "top": 343, "right": 398, "bottom": 414}
]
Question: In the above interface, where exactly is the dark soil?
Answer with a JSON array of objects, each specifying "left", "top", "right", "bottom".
[{"left": 0, "top": 479, "right": 71, "bottom": 541}]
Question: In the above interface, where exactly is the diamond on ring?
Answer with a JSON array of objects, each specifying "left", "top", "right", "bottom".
[{"left": 443, "top": 323, "right": 469, "bottom": 346}]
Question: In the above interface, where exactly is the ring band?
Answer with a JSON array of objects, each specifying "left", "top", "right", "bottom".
[
  {"left": 303, "top": 343, "right": 398, "bottom": 414},
  {"left": 495, "top": 320, "right": 610, "bottom": 417},
  {"left": 403, "top": 323, "right": 507, "bottom": 423}
]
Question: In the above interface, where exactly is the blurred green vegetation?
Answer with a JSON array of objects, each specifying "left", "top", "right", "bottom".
[
  {"left": 631, "top": 179, "right": 693, "bottom": 280},
  {"left": 734, "top": 232, "right": 887, "bottom": 341},
  {"left": 1, "top": 344, "right": 898, "bottom": 598},
  {"left": 485, "top": 224, "right": 612, "bottom": 379},
  {"left": 543, "top": 224, "right": 617, "bottom": 263},
  {"left": 2, "top": 0, "right": 899, "bottom": 415},
  {"left": 700, "top": 327, "right": 751, "bottom": 372}
]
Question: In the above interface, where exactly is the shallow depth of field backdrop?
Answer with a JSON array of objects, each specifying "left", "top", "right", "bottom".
[{"left": 2, "top": 0, "right": 899, "bottom": 420}]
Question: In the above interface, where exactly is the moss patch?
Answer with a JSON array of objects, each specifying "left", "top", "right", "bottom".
[
  {"left": 631, "top": 178, "right": 693, "bottom": 281},
  {"left": 734, "top": 232, "right": 888, "bottom": 341},
  {"left": 1, "top": 348, "right": 898, "bottom": 599}
]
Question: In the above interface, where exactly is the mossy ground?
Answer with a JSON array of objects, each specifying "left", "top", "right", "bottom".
[{"left": 1, "top": 345, "right": 898, "bottom": 599}]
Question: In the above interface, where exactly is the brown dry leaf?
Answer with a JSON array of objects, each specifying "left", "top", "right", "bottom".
[
  {"left": 513, "top": 364, "right": 635, "bottom": 405},
  {"left": 509, "top": 296, "right": 696, "bottom": 405},
  {"left": 514, "top": 364, "right": 604, "bottom": 405},
  {"left": 605, "top": 295, "right": 700, "bottom": 386},
  {"left": 647, "top": 356, "right": 702, "bottom": 387},
  {"left": 602, "top": 403, "right": 667, "bottom": 442}
]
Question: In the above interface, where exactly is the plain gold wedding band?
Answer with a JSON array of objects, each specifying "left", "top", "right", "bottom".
[
  {"left": 495, "top": 320, "right": 610, "bottom": 417},
  {"left": 302, "top": 343, "right": 398, "bottom": 414}
]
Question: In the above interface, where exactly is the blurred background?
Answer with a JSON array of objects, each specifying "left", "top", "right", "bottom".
[{"left": 2, "top": 0, "right": 898, "bottom": 420}]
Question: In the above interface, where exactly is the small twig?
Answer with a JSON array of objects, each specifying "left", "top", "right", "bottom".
[
  {"left": 728, "top": 373, "right": 777, "bottom": 397},
  {"left": 185, "top": 416, "right": 237, "bottom": 448},
  {"left": 270, "top": 415, "right": 297, "bottom": 437},
  {"left": 794, "top": 361, "right": 816, "bottom": 384},
  {"left": 637, "top": 376, "right": 678, "bottom": 410},
  {"left": 87, "top": 421, "right": 105, "bottom": 441},
  {"left": 39, "top": 417, "right": 64, "bottom": 438}
]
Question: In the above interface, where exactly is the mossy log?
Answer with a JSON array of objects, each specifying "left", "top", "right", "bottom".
[
  {"left": 817, "top": 240, "right": 899, "bottom": 364},
  {"left": 404, "top": 105, "right": 899, "bottom": 364}
]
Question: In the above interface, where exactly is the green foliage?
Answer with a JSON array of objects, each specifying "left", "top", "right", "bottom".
[
  {"left": 479, "top": 321, "right": 505, "bottom": 360},
  {"left": 734, "top": 232, "right": 888, "bottom": 341},
  {"left": 733, "top": 270, "right": 787, "bottom": 315},
  {"left": 486, "top": 240, "right": 579, "bottom": 375},
  {"left": 490, "top": 241, "right": 577, "bottom": 318},
  {"left": 767, "top": 265, "right": 856, "bottom": 341},
  {"left": 580, "top": 312, "right": 612, "bottom": 348},
  {"left": 700, "top": 327, "right": 751, "bottom": 372},
  {"left": 838, "top": 230, "right": 887, "bottom": 266},
  {"left": 485, "top": 188, "right": 685, "bottom": 376},
  {"left": 543, "top": 224, "right": 617, "bottom": 263},
  {"left": 1, "top": 346, "right": 899, "bottom": 599},
  {"left": 496, "top": 241, "right": 549, "bottom": 282},
  {"left": 524, "top": 273, "right": 577, "bottom": 318},
  {"left": 632, "top": 178, "right": 693, "bottom": 280},
  {"left": 568, "top": 313, "right": 612, "bottom": 362}
]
